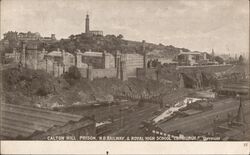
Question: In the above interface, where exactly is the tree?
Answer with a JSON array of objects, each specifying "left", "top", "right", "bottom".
[
  {"left": 117, "top": 34, "right": 123, "bottom": 39},
  {"left": 69, "top": 34, "right": 75, "bottom": 40},
  {"left": 63, "top": 66, "right": 81, "bottom": 85},
  {"left": 3, "top": 31, "right": 19, "bottom": 51},
  {"left": 214, "top": 56, "right": 224, "bottom": 64},
  {"left": 67, "top": 66, "right": 81, "bottom": 79},
  {"left": 238, "top": 55, "right": 244, "bottom": 64}
]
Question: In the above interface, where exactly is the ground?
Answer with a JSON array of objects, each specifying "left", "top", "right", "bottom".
[
  {"left": 2, "top": 64, "right": 248, "bottom": 139},
  {"left": 61, "top": 88, "right": 194, "bottom": 136}
]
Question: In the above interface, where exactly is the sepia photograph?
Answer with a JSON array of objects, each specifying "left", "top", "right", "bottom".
[{"left": 0, "top": 0, "right": 249, "bottom": 145}]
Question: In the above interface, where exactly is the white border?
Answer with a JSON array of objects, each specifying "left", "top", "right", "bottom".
[{"left": 1, "top": 141, "right": 250, "bottom": 154}]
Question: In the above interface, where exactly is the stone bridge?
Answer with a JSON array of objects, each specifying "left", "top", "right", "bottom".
[
  {"left": 177, "top": 65, "right": 233, "bottom": 88},
  {"left": 177, "top": 64, "right": 233, "bottom": 74}
]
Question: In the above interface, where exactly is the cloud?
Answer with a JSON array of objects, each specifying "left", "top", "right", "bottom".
[{"left": 1, "top": 0, "right": 248, "bottom": 55}]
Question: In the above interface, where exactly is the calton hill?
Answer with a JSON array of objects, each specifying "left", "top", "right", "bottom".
[
  {"left": 0, "top": 31, "right": 247, "bottom": 111},
  {"left": 1, "top": 31, "right": 194, "bottom": 57}
]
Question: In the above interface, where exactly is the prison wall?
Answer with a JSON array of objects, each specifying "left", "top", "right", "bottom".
[{"left": 122, "top": 53, "right": 144, "bottom": 77}]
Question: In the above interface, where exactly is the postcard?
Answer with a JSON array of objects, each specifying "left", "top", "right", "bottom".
[{"left": 0, "top": 0, "right": 249, "bottom": 154}]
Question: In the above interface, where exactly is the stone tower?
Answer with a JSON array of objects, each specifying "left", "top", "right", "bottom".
[{"left": 85, "top": 14, "right": 90, "bottom": 33}]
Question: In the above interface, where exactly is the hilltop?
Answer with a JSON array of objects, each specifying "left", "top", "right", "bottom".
[
  {"left": 53, "top": 34, "right": 194, "bottom": 58},
  {"left": 1, "top": 31, "right": 195, "bottom": 60}
]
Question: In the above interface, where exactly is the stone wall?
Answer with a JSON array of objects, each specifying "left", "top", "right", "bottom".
[
  {"left": 136, "top": 68, "right": 158, "bottom": 80},
  {"left": 122, "top": 53, "right": 144, "bottom": 77},
  {"left": 19, "top": 44, "right": 135, "bottom": 80},
  {"left": 78, "top": 68, "right": 116, "bottom": 79},
  {"left": 52, "top": 63, "right": 65, "bottom": 77},
  {"left": 177, "top": 64, "right": 233, "bottom": 74},
  {"left": 79, "top": 68, "right": 88, "bottom": 78},
  {"left": 92, "top": 68, "right": 117, "bottom": 78}
]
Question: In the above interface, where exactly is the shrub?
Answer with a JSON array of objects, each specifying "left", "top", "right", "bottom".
[{"left": 63, "top": 66, "right": 81, "bottom": 85}]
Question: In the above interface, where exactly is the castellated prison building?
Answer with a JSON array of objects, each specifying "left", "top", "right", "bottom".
[{"left": 10, "top": 41, "right": 147, "bottom": 81}]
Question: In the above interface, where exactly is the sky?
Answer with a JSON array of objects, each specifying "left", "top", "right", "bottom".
[{"left": 1, "top": 0, "right": 249, "bottom": 56}]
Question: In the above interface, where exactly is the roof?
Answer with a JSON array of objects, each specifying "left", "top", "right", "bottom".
[
  {"left": 82, "top": 51, "right": 103, "bottom": 57},
  {"left": 47, "top": 51, "right": 62, "bottom": 57},
  {"left": 47, "top": 50, "right": 74, "bottom": 57},
  {"left": 0, "top": 103, "right": 88, "bottom": 139}
]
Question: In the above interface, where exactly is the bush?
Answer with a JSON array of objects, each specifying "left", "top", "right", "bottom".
[
  {"left": 68, "top": 66, "right": 81, "bottom": 79},
  {"left": 3, "top": 68, "right": 56, "bottom": 96},
  {"left": 63, "top": 66, "right": 81, "bottom": 85},
  {"left": 215, "top": 56, "right": 224, "bottom": 64}
]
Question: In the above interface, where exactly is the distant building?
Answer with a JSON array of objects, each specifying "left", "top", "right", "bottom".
[
  {"left": 78, "top": 50, "right": 115, "bottom": 69},
  {"left": 46, "top": 48, "right": 75, "bottom": 71},
  {"left": 41, "top": 34, "right": 56, "bottom": 41},
  {"left": 84, "top": 14, "right": 103, "bottom": 36},
  {"left": 18, "top": 31, "right": 41, "bottom": 41},
  {"left": 177, "top": 50, "right": 217, "bottom": 66},
  {"left": 177, "top": 51, "right": 201, "bottom": 66},
  {"left": 15, "top": 31, "right": 56, "bottom": 42}
]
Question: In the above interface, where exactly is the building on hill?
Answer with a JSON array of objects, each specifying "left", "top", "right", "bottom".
[
  {"left": 78, "top": 50, "right": 114, "bottom": 69},
  {"left": 177, "top": 50, "right": 218, "bottom": 66},
  {"left": 17, "top": 43, "right": 117, "bottom": 78},
  {"left": 17, "top": 31, "right": 41, "bottom": 41},
  {"left": 18, "top": 43, "right": 76, "bottom": 77},
  {"left": 177, "top": 51, "right": 201, "bottom": 66},
  {"left": 11, "top": 40, "right": 147, "bottom": 81},
  {"left": 46, "top": 48, "right": 75, "bottom": 71},
  {"left": 3, "top": 31, "right": 56, "bottom": 42},
  {"left": 42, "top": 34, "right": 56, "bottom": 41},
  {"left": 88, "top": 30, "right": 103, "bottom": 36},
  {"left": 84, "top": 14, "right": 103, "bottom": 36}
]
